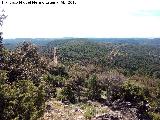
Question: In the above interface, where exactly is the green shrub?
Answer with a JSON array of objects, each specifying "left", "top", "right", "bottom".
[
  {"left": 149, "top": 112, "right": 160, "bottom": 120},
  {"left": 84, "top": 105, "right": 96, "bottom": 120},
  {"left": 56, "top": 84, "right": 76, "bottom": 103},
  {"left": 0, "top": 79, "right": 46, "bottom": 120},
  {"left": 56, "top": 88, "right": 65, "bottom": 101},
  {"left": 110, "top": 80, "right": 149, "bottom": 103},
  {"left": 86, "top": 75, "right": 101, "bottom": 101},
  {"left": 122, "top": 81, "right": 150, "bottom": 103},
  {"left": 6, "top": 42, "right": 48, "bottom": 83},
  {"left": 43, "top": 74, "right": 66, "bottom": 87}
]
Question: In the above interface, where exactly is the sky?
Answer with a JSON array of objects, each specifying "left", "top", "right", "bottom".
[{"left": 1, "top": 0, "right": 160, "bottom": 38}]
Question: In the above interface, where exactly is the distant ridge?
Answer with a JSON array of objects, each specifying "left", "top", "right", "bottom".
[{"left": 3, "top": 38, "right": 160, "bottom": 48}]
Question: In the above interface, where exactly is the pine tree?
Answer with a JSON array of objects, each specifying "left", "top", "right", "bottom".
[{"left": 86, "top": 75, "right": 101, "bottom": 101}]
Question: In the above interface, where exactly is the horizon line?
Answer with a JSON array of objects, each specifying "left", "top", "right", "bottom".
[{"left": 3, "top": 37, "right": 160, "bottom": 39}]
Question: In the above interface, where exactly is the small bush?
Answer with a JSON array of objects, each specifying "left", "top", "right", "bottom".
[
  {"left": 122, "top": 81, "right": 149, "bottom": 103},
  {"left": 110, "top": 80, "right": 150, "bottom": 104},
  {"left": 149, "top": 112, "right": 160, "bottom": 120},
  {"left": 56, "top": 84, "right": 75, "bottom": 103},
  {"left": 84, "top": 105, "right": 96, "bottom": 120}
]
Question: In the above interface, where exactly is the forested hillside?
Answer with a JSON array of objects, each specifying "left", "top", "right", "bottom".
[
  {"left": 45, "top": 39, "right": 160, "bottom": 78},
  {"left": 1, "top": 38, "right": 160, "bottom": 120}
]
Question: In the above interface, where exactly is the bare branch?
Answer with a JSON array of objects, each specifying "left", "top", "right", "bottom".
[{"left": 0, "top": 9, "right": 7, "bottom": 27}]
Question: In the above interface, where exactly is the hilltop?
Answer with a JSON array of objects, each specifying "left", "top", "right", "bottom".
[{"left": 1, "top": 38, "right": 160, "bottom": 120}]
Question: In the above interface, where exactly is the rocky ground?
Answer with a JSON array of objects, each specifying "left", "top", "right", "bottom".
[{"left": 39, "top": 99, "right": 141, "bottom": 120}]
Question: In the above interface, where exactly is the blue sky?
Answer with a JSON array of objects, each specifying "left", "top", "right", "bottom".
[{"left": 1, "top": 0, "right": 160, "bottom": 38}]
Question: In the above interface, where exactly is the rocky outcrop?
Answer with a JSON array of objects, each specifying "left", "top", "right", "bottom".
[
  {"left": 41, "top": 100, "right": 151, "bottom": 120},
  {"left": 92, "top": 99, "right": 151, "bottom": 120},
  {"left": 92, "top": 108, "right": 138, "bottom": 120}
]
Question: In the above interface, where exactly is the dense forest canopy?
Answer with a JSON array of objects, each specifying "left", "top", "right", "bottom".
[
  {"left": 1, "top": 37, "right": 160, "bottom": 119},
  {"left": 41, "top": 38, "right": 160, "bottom": 78}
]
